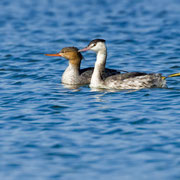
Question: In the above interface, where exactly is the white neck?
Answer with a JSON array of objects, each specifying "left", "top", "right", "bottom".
[
  {"left": 62, "top": 63, "right": 79, "bottom": 84},
  {"left": 90, "top": 49, "right": 107, "bottom": 88}
]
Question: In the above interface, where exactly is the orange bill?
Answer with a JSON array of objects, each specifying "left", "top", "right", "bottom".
[{"left": 45, "top": 53, "right": 61, "bottom": 56}]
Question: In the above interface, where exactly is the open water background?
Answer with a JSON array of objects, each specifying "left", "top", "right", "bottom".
[{"left": 0, "top": 0, "right": 180, "bottom": 179}]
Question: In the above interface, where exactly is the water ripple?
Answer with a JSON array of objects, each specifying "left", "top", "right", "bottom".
[{"left": 0, "top": 0, "right": 180, "bottom": 180}]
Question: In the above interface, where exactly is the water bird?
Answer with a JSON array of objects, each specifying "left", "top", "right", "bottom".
[
  {"left": 79, "top": 39, "right": 180, "bottom": 89},
  {"left": 45, "top": 47, "right": 120, "bottom": 85}
]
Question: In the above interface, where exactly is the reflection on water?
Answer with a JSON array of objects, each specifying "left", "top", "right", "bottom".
[
  {"left": 90, "top": 86, "right": 139, "bottom": 93},
  {"left": 62, "top": 83, "right": 83, "bottom": 91}
]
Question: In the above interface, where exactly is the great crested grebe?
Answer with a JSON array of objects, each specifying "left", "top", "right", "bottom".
[
  {"left": 45, "top": 47, "right": 120, "bottom": 85},
  {"left": 79, "top": 39, "right": 180, "bottom": 89}
]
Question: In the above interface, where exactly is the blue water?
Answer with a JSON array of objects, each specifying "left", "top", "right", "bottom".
[{"left": 0, "top": 0, "right": 180, "bottom": 179}]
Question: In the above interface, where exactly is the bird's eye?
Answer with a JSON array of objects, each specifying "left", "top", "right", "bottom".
[{"left": 91, "top": 43, "right": 96, "bottom": 47}]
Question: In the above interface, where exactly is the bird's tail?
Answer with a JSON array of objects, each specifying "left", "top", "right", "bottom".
[{"left": 162, "top": 72, "right": 180, "bottom": 80}]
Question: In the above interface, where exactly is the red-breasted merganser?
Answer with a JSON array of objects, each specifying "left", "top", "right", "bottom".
[
  {"left": 79, "top": 39, "right": 180, "bottom": 89},
  {"left": 45, "top": 47, "right": 120, "bottom": 85}
]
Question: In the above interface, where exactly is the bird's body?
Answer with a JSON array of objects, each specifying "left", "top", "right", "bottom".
[
  {"left": 92, "top": 72, "right": 166, "bottom": 89},
  {"left": 79, "top": 39, "right": 179, "bottom": 90}
]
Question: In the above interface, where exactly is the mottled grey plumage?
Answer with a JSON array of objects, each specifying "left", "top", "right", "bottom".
[{"left": 101, "top": 72, "right": 166, "bottom": 89}]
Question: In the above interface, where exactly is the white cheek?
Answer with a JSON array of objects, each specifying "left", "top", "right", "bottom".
[{"left": 91, "top": 46, "right": 98, "bottom": 52}]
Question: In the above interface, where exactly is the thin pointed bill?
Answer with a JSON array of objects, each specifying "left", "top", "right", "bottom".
[
  {"left": 78, "top": 46, "right": 91, "bottom": 52},
  {"left": 45, "top": 53, "right": 61, "bottom": 57}
]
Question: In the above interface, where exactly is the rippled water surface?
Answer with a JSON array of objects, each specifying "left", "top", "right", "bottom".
[{"left": 0, "top": 0, "right": 180, "bottom": 179}]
